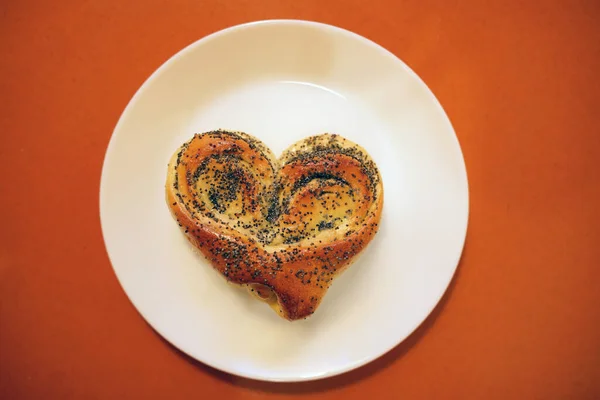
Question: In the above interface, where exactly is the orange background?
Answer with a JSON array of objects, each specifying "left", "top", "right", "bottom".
[{"left": 1, "top": 1, "right": 599, "bottom": 399}]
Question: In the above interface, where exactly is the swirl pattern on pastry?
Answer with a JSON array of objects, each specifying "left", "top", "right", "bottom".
[{"left": 166, "top": 130, "right": 383, "bottom": 320}]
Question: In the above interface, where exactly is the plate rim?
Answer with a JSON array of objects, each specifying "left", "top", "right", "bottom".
[{"left": 99, "top": 19, "right": 470, "bottom": 382}]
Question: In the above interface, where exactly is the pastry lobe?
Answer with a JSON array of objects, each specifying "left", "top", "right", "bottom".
[{"left": 166, "top": 130, "right": 383, "bottom": 320}]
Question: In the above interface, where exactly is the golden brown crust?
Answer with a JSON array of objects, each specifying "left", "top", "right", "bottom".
[{"left": 166, "top": 130, "right": 383, "bottom": 320}]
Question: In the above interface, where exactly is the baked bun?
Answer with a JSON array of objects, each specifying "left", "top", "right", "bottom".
[{"left": 166, "top": 130, "right": 383, "bottom": 320}]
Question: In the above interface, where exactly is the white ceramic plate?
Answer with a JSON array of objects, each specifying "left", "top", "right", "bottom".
[{"left": 100, "top": 20, "right": 468, "bottom": 382}]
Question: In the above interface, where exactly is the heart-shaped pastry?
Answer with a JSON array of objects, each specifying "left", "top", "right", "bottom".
[{"left": 166, "top": 130, "right": 383, "bottom": 320}]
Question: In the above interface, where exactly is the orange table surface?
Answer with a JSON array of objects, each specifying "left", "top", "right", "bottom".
[{"left": 1, "top": 1, "right": 599, "bottom": 399}]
